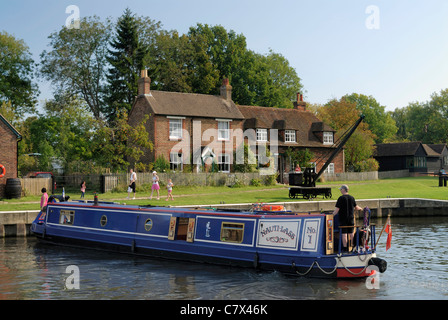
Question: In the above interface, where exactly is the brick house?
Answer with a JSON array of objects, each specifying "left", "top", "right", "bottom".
[
  {"left": 128, "top": 71, "right": 343, "bottom": 178},
  {"left": 129, "top": 71, "right": 245, "bottom": 172},
  {"left": 238, "top": 102, "right": 341, "bottom": 177},
  {"left": 0, "top": 113, "right": 22, "bottom": 198}
]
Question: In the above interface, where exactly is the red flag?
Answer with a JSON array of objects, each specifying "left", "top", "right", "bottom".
[{"left": 385, "top": 218, "right": 392, "bottom": 251}]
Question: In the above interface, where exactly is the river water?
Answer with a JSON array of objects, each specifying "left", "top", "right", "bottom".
[{"left": 0, "top": 217, "right": 447, "bottom": 301}]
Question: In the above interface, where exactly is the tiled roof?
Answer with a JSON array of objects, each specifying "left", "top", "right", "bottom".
[
  {"left": 374, "top": 142, "right": 442, "bottom": 157},
  {"left": 237, "top": 105, "right": 335, "bottom": 148},
  {"left": 135, "top": 91, "right": 245, "bottom": 120}
]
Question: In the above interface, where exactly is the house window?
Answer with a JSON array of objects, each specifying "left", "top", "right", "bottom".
[
  {"left": 324, "top": 163, "right": 335, "bottom": 174},
  {"left": 170, "top": 153, "right": 183, "bottom": 171},
  {"left": 218, "top": 154, "right": 230, "bottom": 173},
  {"left": 285, "top": 130, "right": 296, "bottom": 143},
  {"left": 323, "top": 132, "right": 333, "bottom": 145},
  {"left": 218, "top": 120, "right": 230, "bottom": 141},
  {"left": 169, "top": 119, "right": 183, "bottom": 140},
  {"left": 220, "top": 223, "right": 244, "bottom": 243},
  {"left": 257, "top": 129, "right": 268, "bottom": 142},
  {"left": 406, "top": 157, "right": 426, "bottom": 169}
]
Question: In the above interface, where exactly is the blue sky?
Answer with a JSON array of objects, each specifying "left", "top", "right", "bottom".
[{"left": 2, "top": 0, "right": 448, "bottom": 111}]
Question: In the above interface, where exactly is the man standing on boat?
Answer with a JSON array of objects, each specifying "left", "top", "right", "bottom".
[{"left": 332, "top": 185, "right": 362, "bottom": 252}]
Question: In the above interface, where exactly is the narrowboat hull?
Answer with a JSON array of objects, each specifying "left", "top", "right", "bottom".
[{"left": 31, "top": 200, "right": 386, "bottom": 279}]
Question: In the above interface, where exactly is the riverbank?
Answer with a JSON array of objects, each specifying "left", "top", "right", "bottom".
[
  {"left": 1, "top": 176, "right": 448, "bottom": 212},
  {"left": 1, "top": 197, "right": 448, "bottom": 238}
]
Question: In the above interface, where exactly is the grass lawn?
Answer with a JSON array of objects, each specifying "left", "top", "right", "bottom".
[{"left": 1, "top": 176, "right": 447, "bottom": 212}]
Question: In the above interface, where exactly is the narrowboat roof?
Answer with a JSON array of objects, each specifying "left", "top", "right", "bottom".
[{"left": 49, "top": 201, "right": 325, "bottom": 219}]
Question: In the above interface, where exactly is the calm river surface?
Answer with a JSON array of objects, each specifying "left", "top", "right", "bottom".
[{"left": 0, "top": 217, "right": 447, "bottom": 300}]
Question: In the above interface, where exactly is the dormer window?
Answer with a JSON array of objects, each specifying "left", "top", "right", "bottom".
[
  {"left": 257, "top": 129, "right": 268, "bottom": 142},
  {"left": 323, "top": 132, "right": 333, "bottom": 145},
  {"left": 285, "top": 130, "right": 296, "bottom": 143}
]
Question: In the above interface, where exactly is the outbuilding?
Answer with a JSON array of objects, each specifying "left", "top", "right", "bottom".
[{"left": 0, "top": 113, "right": 22, "bottom": 198}]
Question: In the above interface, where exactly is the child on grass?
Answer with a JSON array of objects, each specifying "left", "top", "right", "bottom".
[{"left": 166, "top": 179, "right": 174, "bottom": 201}]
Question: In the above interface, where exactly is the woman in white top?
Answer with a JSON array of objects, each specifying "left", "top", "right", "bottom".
[
  {"left": 127, "top": 169, "right": 137, "bottom": 200},
  {"left": 150, "top": 171, "right": 160, "bottom": 200}
]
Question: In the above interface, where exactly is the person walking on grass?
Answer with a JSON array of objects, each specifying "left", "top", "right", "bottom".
[
  {"left": 332, "top": 184, "right": 362, "bottom": 252},
  {"left": 150, "top": 171, "right": 160, "bottom": 200},
  {"left": 166, "top": 179, "right": 174, "bottom": 201},
  {"left": 80, "top": 181, "right": 86, "bottom": 199},
  {"left": 127, "top": 169, "right": 137, "bottom": 200}
]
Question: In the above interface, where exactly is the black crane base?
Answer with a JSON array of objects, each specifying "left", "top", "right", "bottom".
[{"left": 288, "top": 186, "right": 332, "bottom": 200}]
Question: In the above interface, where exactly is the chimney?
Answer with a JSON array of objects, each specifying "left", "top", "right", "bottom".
[
  {"left": 293, "top": 92, "right": 307, "bottom": 111},
  {"left": 138, "top": 69, "right": 151, "bottom": 96},
  {"left": 220, "top": 78, "right": 232, "bottom": 101}
]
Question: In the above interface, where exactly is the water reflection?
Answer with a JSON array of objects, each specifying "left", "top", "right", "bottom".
[{"left": 0, "top": 217, "right": 447, "bottom": 300}]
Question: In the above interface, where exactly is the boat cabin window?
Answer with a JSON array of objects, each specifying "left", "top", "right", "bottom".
[
  {"left": 220, "top": 223, "right": 244, "bottom": 243},
  {"left": 60, "top": 210, "right": 75, "bottom": 225},
  {"left": 144, "top": 219, "right": 153, "bottom": 231}
]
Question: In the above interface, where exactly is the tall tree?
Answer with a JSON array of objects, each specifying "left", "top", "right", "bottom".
[
  {"left": 91, "top": 110, "right": 152, "bottom": 171},
  {"left": 316, "top": 97, "right": 378, "bottom": 171},
  {"left": 105, "top": 8, "right": 150, "bottom": 121},
  {"left": 150, "top": 30, "right": 194, "bottom": 93},
  {"left": 391, "top": 88, "right": 448, "bottom": 144},
  {"left": 185, "top": 24, "right": 303, "bottom": 108},
  {"left": 0, "top": 31, "right": 38, "bottom": 116},
  {"left": 343, "top": 93, "right": 397, "bottom": 143},
  {"left": 40, "top": 16, "right": 111, "bottom": 120}
]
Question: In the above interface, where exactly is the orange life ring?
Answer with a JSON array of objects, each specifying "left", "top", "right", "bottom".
[
  {"left": 0, "top": 164, "right": 5, "bottom": 178},
  {"left": 261, "top": 205, "right": 285, "bottom": 212}
]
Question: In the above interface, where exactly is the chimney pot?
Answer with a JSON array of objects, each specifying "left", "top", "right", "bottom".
[
  {"left": 138, "top": 69, "right": 151, "bottom": 96},
  {"left": 293, "top": 92, "right": 307, "bottom": 111},
  {"left": 220, "top": 78, "right": 232, "bottom": 101}
]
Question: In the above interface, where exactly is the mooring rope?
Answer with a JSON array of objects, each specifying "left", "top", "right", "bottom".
[{"left": 292, "top": 254, "right": 370, "bottom": 276}]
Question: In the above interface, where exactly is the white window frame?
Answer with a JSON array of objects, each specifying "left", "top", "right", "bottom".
[
  {"left": 323, "top": 132, "right": 334, "bottom": 145},
  {"left": 168, "top": 118, "right": 183, "bottom": 140},
  {"left": 170, "top": 153, "right": 183, "bottom": 172},
  {"left": 324, "top": 163, "right": 335, "bottom": 174},
  {"left": 285, "top": 130, "right": 296, "bottom": 143},
  {"left": 217, "top": 120, "right": 230, "bottom": 141},
  {"left": 218, "top": 154, "right": 231, "bottom": 173},
  {"left": 256, "top": 128, "right": 268, "bottom": 142}
]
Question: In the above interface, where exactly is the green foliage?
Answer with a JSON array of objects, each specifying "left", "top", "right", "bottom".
[
  {"left": 153, "top": 155, "right": 170, "bottom": 173},
  {"left": 0, "top": 31, "right": 38, "bottom": 116},
  {"left": 285, "top": 147, "right": 314, "bottom": 169},
  {"left": 316, "top": 97, "right": 377, "bottom": 172},
  {"left": 391, "top": 89, "right": 448, "bottom": 144},
  {"left": 105, "top": 8, "right": 153, "bottom": 121},
  {"left": 92, "top": 109, "right": 152, "bottom": 171},
  {"left": 39, "top": 16, "right": 111, "bottom": 120},
  {"left": 344, "top": 93, "right": 397, "bottom": 143},
  {"left": 263, "top": 173, "right": 278, "bottom": 186},
  {"left": 233, "top": 144, "right": 258, "bottom": 173}
]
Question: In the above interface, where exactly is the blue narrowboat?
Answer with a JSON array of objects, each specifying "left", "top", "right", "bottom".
[{"left": 31, "top": 197, "right": 387, "bottom": 279}]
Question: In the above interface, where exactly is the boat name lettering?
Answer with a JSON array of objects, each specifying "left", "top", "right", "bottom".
[{"left": 261, "top": 225, "right": 295, "bottom": 240}]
